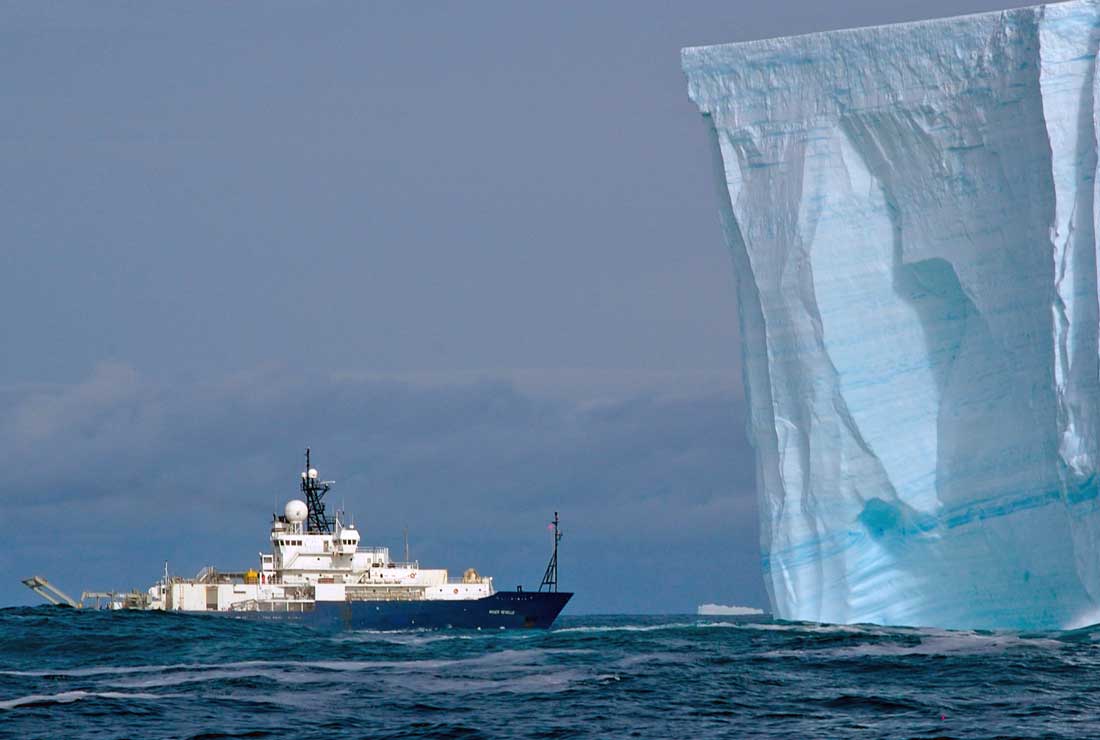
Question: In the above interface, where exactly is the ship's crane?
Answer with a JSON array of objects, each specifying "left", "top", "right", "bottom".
[{"left": 21, "top": 575, "right": 81, "bottom": 608}]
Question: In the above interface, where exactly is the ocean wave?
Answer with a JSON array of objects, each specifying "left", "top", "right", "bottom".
[
  {"left": 755, "top": 629, "right": 1072, "bottom": 660},
  {"left": 0, "top": 611, "right": 1093, "bottom": 738},
  {"left": 553, "top": 621, "right": 705, "bottom": 634},
  {"left": 0, "top": 690, "right": 175, "bottom": 710}
]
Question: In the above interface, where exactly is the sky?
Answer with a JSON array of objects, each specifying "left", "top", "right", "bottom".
[{"left": 0, "top": 0, "right": 1036, "bottom": 611}]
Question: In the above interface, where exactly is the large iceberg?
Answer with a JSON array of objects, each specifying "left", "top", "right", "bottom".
[{"left": 683, "top": 0, "right": 1100, "bottom": 629}]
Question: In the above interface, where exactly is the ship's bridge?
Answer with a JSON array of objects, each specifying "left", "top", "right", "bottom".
[
  {"left": 334, "top": 523, "right": 359, "bottom": 554},
  {"left": 266, "top": 497, "right": 406, "bottom": 584}
]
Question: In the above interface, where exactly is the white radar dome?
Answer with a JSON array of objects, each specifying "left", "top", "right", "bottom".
[
  {"left": 308, "top": 468, "right": 318, "bottom": 479},
  {"left": 284, "top": 499, "right": 308, "bottom": 523}
]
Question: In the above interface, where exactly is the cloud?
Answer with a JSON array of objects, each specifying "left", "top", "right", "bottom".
[{"left": 0, "top": 365, "right": 763, "bottom": 612}]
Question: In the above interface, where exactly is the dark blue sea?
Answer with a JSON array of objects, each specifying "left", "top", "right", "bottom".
[{"left": 2, "top": 607, "right": 1098, "bottom": 739}]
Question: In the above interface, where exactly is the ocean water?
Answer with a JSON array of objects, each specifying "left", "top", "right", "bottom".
[{"left": 2, "top": 608, "right": 1098, "bottom": 739}]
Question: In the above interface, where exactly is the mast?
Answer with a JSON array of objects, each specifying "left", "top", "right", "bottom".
[
  {"left": 301, "top": 447, "right": 333, "bottom": 533},
  {"left": 538, "top": 512, "right": 562, "bottom": 593}
]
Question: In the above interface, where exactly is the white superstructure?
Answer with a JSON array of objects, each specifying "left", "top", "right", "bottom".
[{"left": 147, "top": 453, "right": 493, "bottom": 613}]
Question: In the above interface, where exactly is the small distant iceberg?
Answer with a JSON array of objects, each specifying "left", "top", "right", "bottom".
[{"left": 697, "top": 603, "right": 765, "bottom": 617}]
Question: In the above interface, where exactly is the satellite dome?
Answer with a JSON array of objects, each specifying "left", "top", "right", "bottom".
[
  {"left": 284, "top": 499, "right": 308, "bottom": 523},
  {"left": 308, "top": 468, "right": 318, "bottom": 479}
]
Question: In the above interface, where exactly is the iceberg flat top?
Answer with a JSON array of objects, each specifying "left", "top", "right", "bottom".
[{"left": 682, "top": 3, "right": 1036, "bottom": 58}]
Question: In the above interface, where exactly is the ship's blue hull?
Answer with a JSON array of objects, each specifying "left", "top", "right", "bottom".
[{"left": 212, "top": 591, "right": 572, "bottom": 631}]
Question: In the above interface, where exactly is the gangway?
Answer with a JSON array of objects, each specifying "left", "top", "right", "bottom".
[{"left": 21, "top": 575, "right": 81, "bottom": 608}]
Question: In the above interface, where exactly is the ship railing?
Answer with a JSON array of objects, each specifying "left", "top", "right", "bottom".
[
  {"left": 345, "top": 586, "right": 426, "bottom": 602},
  {"left": 446, "top": 577, "right": 489, "bottom": 585},
  {"left": 195, "top": 567, "right": 256, "bottom": 585},
  {"left": 257, "top": 600, "right": 313, "bottom": 613},
  {"left": 229, "top": 598, "right": 314, "bottom": 613},
  {"left": 377, "top": 561, "right": 420, "bottom": 569}
]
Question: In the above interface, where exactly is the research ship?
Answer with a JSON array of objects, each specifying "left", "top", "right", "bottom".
[{"left": 27, "top": 450, "right": 572, "bottom": 630}]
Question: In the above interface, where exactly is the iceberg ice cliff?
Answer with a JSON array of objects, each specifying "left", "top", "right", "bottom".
[{"left": 683, "top": 0, "right": 1100, "bottom": 629}]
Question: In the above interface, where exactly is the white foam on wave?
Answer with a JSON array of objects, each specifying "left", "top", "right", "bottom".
[
  {"left": 756, "top": 628, "right": 1069, "bottom": 659},
  {"left": 0, "top": 690, "right": 174, "bottom": 710},
  {"left": 858, "top": 631, "right": 1067, "bottom": 657},
  {"left": 0, "top": 657, "right": 429, "bottom": 680},
  {"left": 9, "top": 648, "right": 594, "bottom": 691},
  {"left": 390, "top": 667, "right": 589, "bottom": 695},
  {"left": 0, "top": 660, "right": 298, "bottom": 679},
  {"left": 108, "top": 667, "right": 330, "bottom": 689},
  {"left": 331, "top": 629, "right": 489, "bottom": 646},
  {"left": 554, "top": 622, "right": 701, "bottom": 634},
  {"left": 554, "top": 621, "right": 798, "bottom": 635},
  {"left": 740, "top": 622, "right": 896, "bottom": 637}
]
